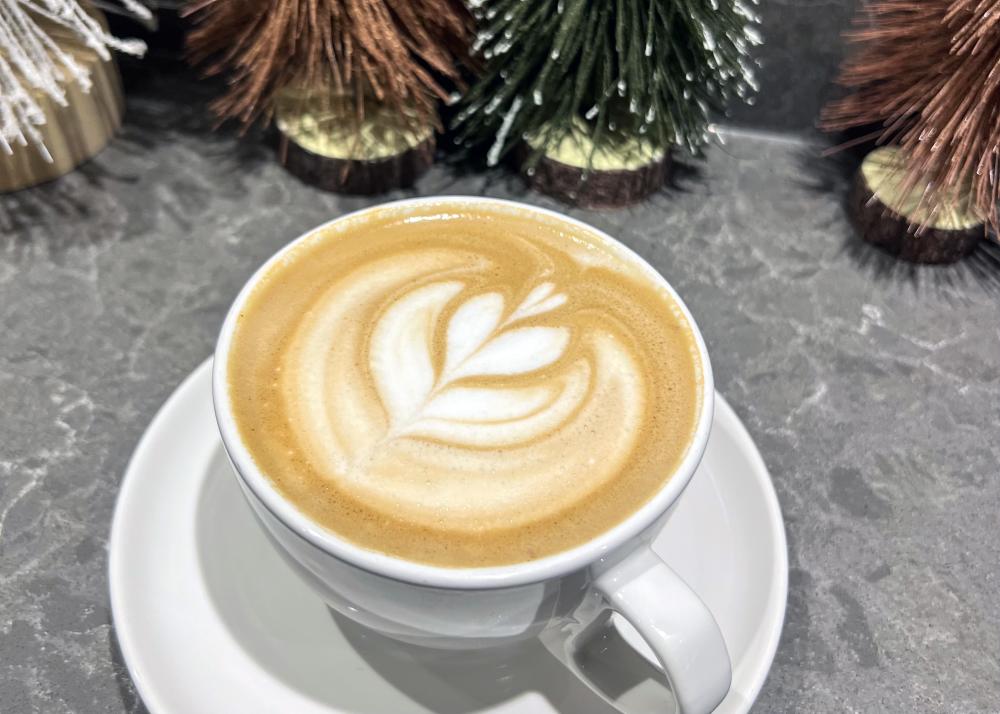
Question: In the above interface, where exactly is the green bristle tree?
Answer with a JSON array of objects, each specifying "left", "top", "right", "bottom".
[{"left": 453, "top": 0, "right": 762, "bottom": 172}]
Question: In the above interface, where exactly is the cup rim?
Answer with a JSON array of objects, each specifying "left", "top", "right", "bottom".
[{"left": 212, "top": 196, "right": 715, "bottom": 590}]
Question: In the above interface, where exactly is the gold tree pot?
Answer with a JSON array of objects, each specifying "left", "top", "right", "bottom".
[{"left": 0, "top": 9, "right": 125, "bottom": 193}]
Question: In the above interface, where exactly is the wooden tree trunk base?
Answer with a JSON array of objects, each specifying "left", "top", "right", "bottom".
[
  {"left": 517, "top": 143, "right": 671, "bottom": 209},
  {"left": 849, "top": 166, "right": 982, "bottom": 264},
  {"left": 278, "top": 130, "right": 435, "bottom": 195}
]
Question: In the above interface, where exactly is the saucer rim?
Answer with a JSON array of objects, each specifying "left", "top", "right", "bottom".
[
  {"left": 707, "top": 390, "right": 788, "bottom": 708},
  {"left": 108, "top": 358, "right": 787, "bottom": 714}
]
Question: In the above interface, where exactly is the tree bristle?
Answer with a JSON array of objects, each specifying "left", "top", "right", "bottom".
[
  {"left": 822, "top": 0, "right": 1000, "bottom": 238},
  {"left": 451, "top": 0, "right": 760, "bottom": 166},
  {"left": 184, "top": 0, "right": 476, "bottom": 130}
]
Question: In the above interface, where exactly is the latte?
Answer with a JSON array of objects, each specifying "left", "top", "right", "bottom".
[{"left": 226, "top": 201, "right": 703, "bottom": 567}]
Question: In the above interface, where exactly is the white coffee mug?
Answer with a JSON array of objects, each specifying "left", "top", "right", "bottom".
[{"left": 213, "top": 197, "right": 731, "bottom": 714}]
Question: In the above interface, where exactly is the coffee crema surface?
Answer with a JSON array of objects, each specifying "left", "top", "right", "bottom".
[{"left": 227, "top": 202, "right": 703, "bottom": 567}]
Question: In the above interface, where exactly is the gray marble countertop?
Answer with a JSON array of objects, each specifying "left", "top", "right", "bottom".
[{"left": 2, "top": 69, "right": 999, "bottom": 713}]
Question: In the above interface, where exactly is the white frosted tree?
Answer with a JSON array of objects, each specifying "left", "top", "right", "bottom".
[{"left": 0, "top": 0, "right": 149, "bottom": 159}]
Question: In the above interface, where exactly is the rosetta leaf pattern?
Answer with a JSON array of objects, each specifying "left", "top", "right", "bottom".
[{"left": 371, "top": 281, "right": 571, "bottom": 445}]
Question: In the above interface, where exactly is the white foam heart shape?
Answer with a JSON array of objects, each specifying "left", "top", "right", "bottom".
[{"left": 370, "top": 281, "right": 580, "bottom": 447}]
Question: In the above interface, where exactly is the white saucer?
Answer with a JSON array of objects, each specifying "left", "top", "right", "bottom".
[{"left": 109, "top": 359, "right": 787, "bottom": 714}]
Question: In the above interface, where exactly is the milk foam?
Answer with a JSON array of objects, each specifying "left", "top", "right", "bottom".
[
  {"left": 227, "top": 202, "right": 702, "bottom": 566},
  {"left": 284, "top": 254, "right": 643, "bottom": 524}
]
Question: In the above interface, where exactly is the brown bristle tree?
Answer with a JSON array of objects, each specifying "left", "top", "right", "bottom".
[
  {"left": 822, "top": 0, "right": 1000, "bottom": 237},
  {"left": 183, "top": 0, "right": 476, "bottom": 128}
]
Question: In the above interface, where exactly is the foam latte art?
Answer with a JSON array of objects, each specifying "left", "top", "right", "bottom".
[
  {"left": 292, "top": 274, "right": 642, "bottom": 519},
  {"left": 227, "top": 202, "right": 703, "bottom": 567}
]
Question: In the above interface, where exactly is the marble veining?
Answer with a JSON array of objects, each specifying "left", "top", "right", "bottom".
[{"left": 1, "top": 66, "right": 999, "bottom": 713}]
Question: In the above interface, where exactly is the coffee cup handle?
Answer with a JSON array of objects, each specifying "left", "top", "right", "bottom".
[{"left": 549, "top": 546, "right": 731, "bottom": 714}]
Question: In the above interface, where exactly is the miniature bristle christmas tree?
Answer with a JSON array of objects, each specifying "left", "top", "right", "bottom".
[
  {"left": 0, "top": 0, "right": 148, "bottom": 190},
  {"left": 185, "top": 0, "right": 476, "bottom": 194},
  {"left": 822, "top": 0, "right": 1000, "bottom": 263},
  {"left": 453, "top": 0, "right": 762, "bottom": 207}
]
